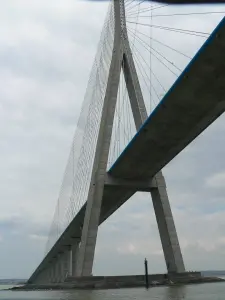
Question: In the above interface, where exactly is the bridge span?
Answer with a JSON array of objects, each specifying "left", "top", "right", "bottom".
[{"left": 29, "top": 17, "right": 225, "bottom": 283}]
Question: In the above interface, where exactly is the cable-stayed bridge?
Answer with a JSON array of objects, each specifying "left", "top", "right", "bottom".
[{"left": 27, "top": 0, "right": 225, "bottom": 284}]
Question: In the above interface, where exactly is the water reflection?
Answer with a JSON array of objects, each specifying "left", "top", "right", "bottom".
[
  {"left": 55, "top": 286, "right": 188, "bottom": 300},
  {"left": 165, "top": 286, "right": 187, "bottom": 300},
  {"left": 58, "top": 290, "right": 95, "bottom": 300},
  {"left": 1, "top": 283, "right": 223, "bottom": 300}
]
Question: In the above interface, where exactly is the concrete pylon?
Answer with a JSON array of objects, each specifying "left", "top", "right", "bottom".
[
  {"left": 51, "top": 259, "right": 58, "bottom": 283},
  {"left": 151, "top": 174, "right": 185, "bottom": 273},
  {"left": 71, "top": 239, "right": 80, "bottom": 277},
  {"left": 75, "top": 0, "right": 185, "bottom": 276},
  {"left": 56, "top": 254, "right": 62, "bottom": 283}
]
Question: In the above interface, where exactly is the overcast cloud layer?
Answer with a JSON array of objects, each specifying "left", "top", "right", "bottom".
[{"left": 0, "top": 1, "right": 225, "bottom": 279}]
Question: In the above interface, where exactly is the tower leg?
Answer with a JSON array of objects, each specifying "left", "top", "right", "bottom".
[
  {"left": 74, "top": 0, "right": 185, "bottom": 277},
  {"left": 74, "top": 0, "right": 124, "bottom": 277},
  {"left": 122, "top": 37, "right": 185, "bottom": 273},
  {"left": 151, "top": 173, "right": 185, "bottom": 273}
]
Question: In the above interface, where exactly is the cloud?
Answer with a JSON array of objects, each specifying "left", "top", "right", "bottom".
[
  {"left": 0, "top": 214, "right": 50, "bottom": 279},
  {"left": 0, "top": 214, "right": 49, "bottom": 239},
  {"left": 29, "top": 234, "right": 48, "bottom": 242},
  {"left": 205, "top": 171, "right": 225, "bottom": 189}
]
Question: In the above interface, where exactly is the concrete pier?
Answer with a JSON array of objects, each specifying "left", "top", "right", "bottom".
[
  {"left": 12, "top": 272, "right": 225, "bottom": 291},
  {"left": 72, "top": 240, "right": 80, "bottom": 276}
]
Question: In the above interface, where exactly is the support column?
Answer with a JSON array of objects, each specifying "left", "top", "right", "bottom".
[
  {"left": 36, "top": 272, "right": 42, "bottom": 284},
  {"left": 47, "top": 264, "right": 52, "bottom": 283},
  {"left": 37, "top": 271, "right": 44, "bottom": 284},
  {"left": 71, "top": 239, "right": 80, "bottom": 277},
  {"left": 122, "top": 24, "right": 185, "bottom": 273},
  {"left": 51, "top": 259, "right": 56, "bottom": 283},
  {"left": 150, "top": 173, "right": 185, "bottom": 273},
  {"left": 60, "top": 251, "right": 67, "bottom": 282},
  {"left": 35, "top": 274, "right": 41, "bottom": 284},
  {"left": 54, "top": 258, "right": 59, "bottom": 283},
  {"left": 41, "top": 268, "right": 48, "bottom": 284},
  {"left": 59, "top": 253, "right": 64, "bottom": 282},
  {"left": 48, "top": 264, "right": 52, "bottom": 283},
  {"left": 58, "top": 247, "right": 71, "bottom": 282},
  {"left": 56, "top": 254, "right": 62, "bottom": 283},
  {"left": 68, "top": 246, "right": 72, "bottom": 277},
  {"left": 50, "top": 260, "right": 56, "bottom": 283}
]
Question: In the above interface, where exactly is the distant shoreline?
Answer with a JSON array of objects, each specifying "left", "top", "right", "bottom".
[{"left": 0, "top": 281, "right": 26, "bottom": 285}]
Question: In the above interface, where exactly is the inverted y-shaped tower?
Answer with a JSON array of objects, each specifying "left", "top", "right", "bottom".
[{"left": 74, "top": 0, "right": 185, "bottom": 276}]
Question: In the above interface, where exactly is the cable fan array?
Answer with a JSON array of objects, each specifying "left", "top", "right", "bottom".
[
  {"left": 109, "top": 1, "right": 224, "bottom": 168},
  {"left": 45, "top": 3, "right": 115, "bottom": 254},
  {"left": 124, "top": 0, "right": 224, "bottom": 115},
  {"left": 45, "top": 0, "right": 225, "bottom": 255}
]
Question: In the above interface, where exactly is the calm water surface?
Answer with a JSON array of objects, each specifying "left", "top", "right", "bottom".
[{"left": 0, "top": 282, "right": 225, "bottom": 300}]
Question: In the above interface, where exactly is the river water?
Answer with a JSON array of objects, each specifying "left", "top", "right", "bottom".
[{"left": 0, "top": 281, "right": 225, "bottom": 300}]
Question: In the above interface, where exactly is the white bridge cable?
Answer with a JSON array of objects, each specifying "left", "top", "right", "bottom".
[
  {"left": 70, "top": 12, "right": 115, "bottom": 217},
  {"left": 45, "top": 2, "right": 115, "bottom": 254},
  {"left": 108, "top": 62, "right": 137, "bottom": 169}
]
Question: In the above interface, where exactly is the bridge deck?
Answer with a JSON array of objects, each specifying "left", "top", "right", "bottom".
[{"left": 29, "top": 17, "right": 225, "bottom": 281}]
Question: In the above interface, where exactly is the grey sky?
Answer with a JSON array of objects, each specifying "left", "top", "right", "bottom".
[{"left": 0, "top": 0, "right": 225, "bottom": 279}]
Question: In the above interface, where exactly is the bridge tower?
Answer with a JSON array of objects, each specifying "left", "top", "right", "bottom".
[
  {"left": 27, "top": 0, "right": 192, "bottom": 284},
  {"left": 74, "top": 0, "right": 185, "bottom": 276}
]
